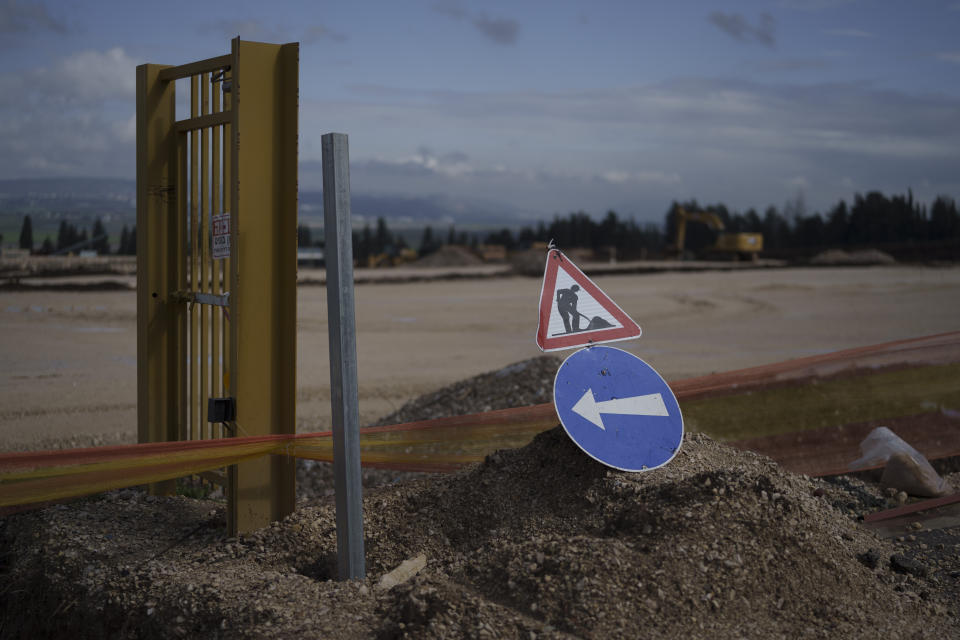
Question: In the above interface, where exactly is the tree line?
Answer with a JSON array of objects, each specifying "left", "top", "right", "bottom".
[
  {"left": 17, "top": 215, "right": 136, "bottom": 255},
  {"left": 665, "top": 191, "right": 960, "bottom": 254},
  {"left": 16, "top": 190, "right": 960, "bottom": 259},
  {"left": 299, "top": 217, "right": 475, "bottom": 265},
  {"left": 476, "top": 190, "right": 959, "bottom": 258}
]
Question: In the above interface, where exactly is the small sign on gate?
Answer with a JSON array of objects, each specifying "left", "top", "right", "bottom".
[{"left": 212, "top": 213, "right": 231, "bottom": 259}]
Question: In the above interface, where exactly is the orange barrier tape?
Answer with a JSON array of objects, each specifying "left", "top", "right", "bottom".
[
  {"left": 671, "top": 330, "right": 960, "bottom": 400},
  {"left": 290, "top": 404, "right": 562, "bottom": 472},
  {"left": 863, "top": 492, "right": 960, "bottom": 523},
  {"left": 2, "top": 331, "right": 957, "bottom": 508}
]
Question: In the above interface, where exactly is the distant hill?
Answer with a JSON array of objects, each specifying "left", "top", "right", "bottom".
[
  {"left": 298, "top": 190, "right": 528, "bottom": 229},
  {"left": 0, "top": 178, "right": 531, "bottom": 231},
  {"left": 0, "top": 177, "right": 137, "bottom": 200},
  {"left": 0, "top": 178, "right": 136, "bottom": 217},
  {"left": 0, "top": 178, "right": 138, "bottom": 243}
]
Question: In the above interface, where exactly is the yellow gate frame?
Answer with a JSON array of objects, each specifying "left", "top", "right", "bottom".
[{"left": 136, "top": 38, "right": 298, "bottom": 535}]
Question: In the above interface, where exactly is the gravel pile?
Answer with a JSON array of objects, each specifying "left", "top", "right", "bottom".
[
  {"left": 809, "top": 249, "right": 897, "bottom": 266},
  {"left": 370, "top": 355, "right": 562, "bottom": 425},
  {"left": 296, "top": 355, "right": 562, "bottom": 500},
  {"left": 2, "top": 356, "right": 958, "bottom": 638},
  {"left": 412, "top": 246, "right": 485, "bottom": 268},
  {"left": 3, "top": 428, "right": 958, "bottom": 639}
]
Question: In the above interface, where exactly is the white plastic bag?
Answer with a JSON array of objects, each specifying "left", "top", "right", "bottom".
[
  {"left": 850, "top": 426, "right": 924, "bottom": 470},
  {"left": 849, "top": 426, "right": 951, "bottom": 498}
]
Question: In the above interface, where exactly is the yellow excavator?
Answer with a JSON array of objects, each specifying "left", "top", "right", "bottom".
[
  {"left": 672, "top": 206, "right": 763, "bottom": 260},
  {"left": 366, "top": 247, "right": 418, "bottom": 268}
]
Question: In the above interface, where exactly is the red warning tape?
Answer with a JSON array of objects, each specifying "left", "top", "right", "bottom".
[{"left": 1, "top": 331, "right": 957, "bottom": 509}]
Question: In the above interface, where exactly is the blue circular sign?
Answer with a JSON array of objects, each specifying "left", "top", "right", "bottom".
[{"left": 554, "top": 346, "right": 683, "bottom": 472}]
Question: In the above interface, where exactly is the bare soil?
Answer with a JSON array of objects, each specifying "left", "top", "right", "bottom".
[
  {"left": 3, "top": 351, "right": 960, "bottom": 638},
  {"left": 3, "top": 265, "right": 960, "bottom": 451},
  {"left": 2, "top": 265, "right": 960, "bottom": 638},
  {"left": 3, "top": 428, "right": 958, "bottom": 639}
]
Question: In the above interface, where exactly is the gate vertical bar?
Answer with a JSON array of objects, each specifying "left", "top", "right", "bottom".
[
  {"left": 226, "top": 38, "right": 298, "bottom": 535},
  {"left": 189, "top": 75, "right": 200, "bottom": 442},
  {"left": 222, "top": 75, "right": 232, "bottom": 432},
  {"left": 221, "top": 68, "right": 232, "bottom": 426},
  {"left": 178, "top": 132, "right": 189, "bottom": 441},
  {"left": 199, "top": 72, "right": 210, "bottom": 440},
  {"left": 211, "top": 72, "right": 223, "bottom": 440},
  {"left": 136, "top": 63, "right": 179, "bottom": 495},
  {"left": 322, "top": 132, "right": 365, "bottom": 580}
]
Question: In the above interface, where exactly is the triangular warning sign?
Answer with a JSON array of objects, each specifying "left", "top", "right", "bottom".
[{"left": 536, "top": 248, "right": 641, "bottom": 352}]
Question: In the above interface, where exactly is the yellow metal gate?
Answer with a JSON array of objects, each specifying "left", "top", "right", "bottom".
[{"left": 136, "top": 38, "right": 298, "bottom": 535}]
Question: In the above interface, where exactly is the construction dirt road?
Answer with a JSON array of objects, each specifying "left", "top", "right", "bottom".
[{"left": 2, "top": 264, "right": 960, "bottom": 450}]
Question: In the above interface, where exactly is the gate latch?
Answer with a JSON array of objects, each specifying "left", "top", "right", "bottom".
[
  {"left": 172, "top": 290, "right": 230, "bottom": 307},
  {"left": 208, "top": 397, "right": 236, "bottom": 423}
]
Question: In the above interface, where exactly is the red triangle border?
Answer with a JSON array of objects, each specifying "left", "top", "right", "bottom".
[{"left": 536, "top": 249, "right": 641, "bottom": 352}]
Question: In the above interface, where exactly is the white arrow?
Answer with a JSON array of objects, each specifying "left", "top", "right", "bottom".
[{"left": 571, "top": 389, "right": 668, "bottom": 430}]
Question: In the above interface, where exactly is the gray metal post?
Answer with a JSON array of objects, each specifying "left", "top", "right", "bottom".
[{"left": 322, "top": 132, "right": 365, "bottom": 580}]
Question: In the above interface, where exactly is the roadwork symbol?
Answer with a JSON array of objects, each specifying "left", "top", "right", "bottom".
[{"left": 536, "top": 248, "right": 642, "bottom": 352}]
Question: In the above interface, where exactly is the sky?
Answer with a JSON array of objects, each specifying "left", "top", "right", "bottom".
[{"left": 1, "top": 0, "right": 958, "bottom": 224}]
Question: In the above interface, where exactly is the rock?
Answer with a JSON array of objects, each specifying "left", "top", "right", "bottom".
[
  {"left": 377, "top": 554, "right": 427, "bottom": 591},
  {"left": 856, "top": 550, "right": 881, "bottom": 570},
  {"left": 889, "top": 555, "right": 927, "bottom": 578}
]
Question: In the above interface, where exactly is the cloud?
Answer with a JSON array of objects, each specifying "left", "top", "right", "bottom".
[
  {"left": 431, "top": 1, "right": 467, "bottom": 20},
  {"left": 0, "top": 48, "right": 142, "bottom": 179},
  {"left": 0, "top": 47, "right": 138, "bottom": 107},
  {"left": 600, "top": 171, "right": 681, "bottom": 186},
  {"left": 753, "top": 57, "right": 831, "bottom": 72},
  {"left": 205, "top": 19, "right": 289, "bottom": 42},
  {"left": 471, "top": 14, "right": 519, "bottom": 45},
  {"left": 300, "top": 76, "right": 960, "bottom": 216},
  {"left": 432, "top": 2, "right": 520, "bottom": 45},
  {"left": 708, "top": 12, "right": 775, "bottom": 47},
  {"left": 3, "top": 39, "right": 958, "bottom": 223},
  {"left": 303, "top": 24, "right": 347, "bottom": 44},
  {"left": 341, "top": 148, "right": 684, "bottom": 220},
  {"left": 822, "top": 27, "right": 874, "bottom": 38},
  {"left": 784, "top": 176, "right": 809, "bottom": 189},
  {"left": 203, "top": 19, "right": 346, "bottom": 44},
  {"left": 58, "top": 48, "right": 138, "bottom": 102},
  {"left": 0, "top": 0, "right": 65, "bottom": 36},
  {"left": 365, "top": 147, "right": 474, "bottom": 178},
  {"left": 937, "top": 51, "right": 960, "bottom": 64},
  {"left": 777, "top": 0, "right": 858, "bottom": 9}
]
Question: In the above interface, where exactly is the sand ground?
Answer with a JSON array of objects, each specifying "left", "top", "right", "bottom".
[{"left": 1, "top": 264, "right": 959, "bottom": 450}]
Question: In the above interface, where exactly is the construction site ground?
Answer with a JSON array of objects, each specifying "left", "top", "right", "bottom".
[
  {"left": 1, "top": 264, "right": 958, "bottom": 451},
  {"left": 1, "top": 354, "right": 959, "bottom": 638},
  {"left": 2, "top": 264, "right": 960, "bottom": 637}
]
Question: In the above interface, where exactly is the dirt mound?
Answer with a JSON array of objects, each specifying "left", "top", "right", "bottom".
[
  {"left": 373, "top": 355, "right": 562, "bottom": 425},
  {"left": 412, "top": 245, "right": 485, "bottom": 268},
  {"left": 810, "top": 249, "right": 896, "bottom": 266},
  {"left": 509, "top": 248, "right": 547, "bottom": 276},
  {"left": 3, "top": 425, "right": 957, "bottom": 638},
  {"left": 370, "top": 429, "right": 955, "bottom": 638},
  {"left": 296, "top": 355, "right": 563, "bottom": 500}
]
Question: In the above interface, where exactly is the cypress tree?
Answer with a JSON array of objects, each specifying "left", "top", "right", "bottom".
[{"left": 19, "top": 215, "right": 34, "bottom": 251}]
